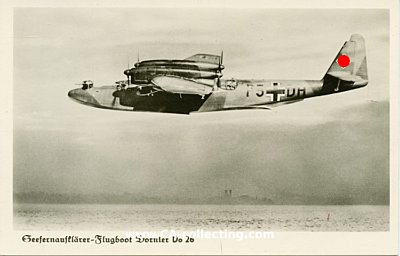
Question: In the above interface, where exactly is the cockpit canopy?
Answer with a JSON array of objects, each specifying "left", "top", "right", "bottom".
[{"left": 81, "top": 80, "right": 93, "bottom": 90}]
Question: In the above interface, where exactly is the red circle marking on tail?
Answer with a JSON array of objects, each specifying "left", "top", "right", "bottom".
[{"left": 337, "top": 54, "right": 350, "bottom": 68}]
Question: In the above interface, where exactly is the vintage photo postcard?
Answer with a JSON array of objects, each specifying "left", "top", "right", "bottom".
[{"left": 0, "top": 0, "right": 398, "bottom": 255}]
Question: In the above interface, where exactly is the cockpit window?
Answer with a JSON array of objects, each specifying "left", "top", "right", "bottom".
[{"left": 221, "top": 79, "right": 238, "bottom": 90}]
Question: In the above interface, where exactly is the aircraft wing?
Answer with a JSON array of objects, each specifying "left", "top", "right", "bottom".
[
  {"left": 327, "top": 71, "right": 367, "bottom": 84},
  {"left": 151, "top": 76, "right": 213, "bottom": 95},
  {"left": 262, "top": 99, "right": 304, "bottom": 108},
  {"left": 209, "top": 106, "right": 272, "bottom": 111},
  {"left": 184, "top": 54, "right": 220, "bottom": 65},
  {"left": 197, "top": 99, "right": 303, "bottom": 112},
  {"left": 226, "top": 100, "right": 303, "bottom": 110}
]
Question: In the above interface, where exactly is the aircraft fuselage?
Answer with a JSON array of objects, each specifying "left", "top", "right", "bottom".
[{"left": 68, "top": 78, "right": 366, "bottom": 114}]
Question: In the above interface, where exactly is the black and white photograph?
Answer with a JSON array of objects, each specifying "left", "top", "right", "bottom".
[{"left": 0, "top": 1, "right": 398, "bottom": 255}]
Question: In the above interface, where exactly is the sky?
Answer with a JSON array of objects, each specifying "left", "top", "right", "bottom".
[{"left": 13, "top": 8, "right": 390, "bottom": 204}]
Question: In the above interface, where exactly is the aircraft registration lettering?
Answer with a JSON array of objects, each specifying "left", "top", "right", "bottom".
[
  {"left": 266, "top": 88, "right": 285, "bottom": 101},
  {"left": 246, "top": 85, "right": 306, "bottom": 101},
  {"left": 287, "top": 88, "right": 296, "bottom": 97},
  {"left": 297, "top": 88, "right": 306, "bottom": 97},
  {"left": 256, "top": 84, "right": 264, "bottom": 97}
]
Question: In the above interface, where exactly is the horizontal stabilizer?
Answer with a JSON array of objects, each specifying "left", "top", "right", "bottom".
[
  {"left": 151, "top": 76, "right": 213, "bottom": 95},
  {"left": 326, "top": 71, "right": 367, "bottom": 85}
]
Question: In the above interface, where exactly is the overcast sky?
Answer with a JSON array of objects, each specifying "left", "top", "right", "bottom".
[{"left": 13, "top": 8, "right": 389, "bottom": 204}]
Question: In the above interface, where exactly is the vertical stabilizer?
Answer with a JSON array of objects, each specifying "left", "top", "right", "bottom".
[
  {"left": 325, "top": 34, "right": 368, "bottom": 80},
  {"left": 322, "top": 34, "right": 368, "bottom": 93}
]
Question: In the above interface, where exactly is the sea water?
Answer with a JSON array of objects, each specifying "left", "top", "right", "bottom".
[{"left": 14, "top": 203, "right": 389, "bottom": 231}]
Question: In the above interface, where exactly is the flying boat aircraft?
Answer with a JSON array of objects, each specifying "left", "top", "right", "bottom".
[{"left": 68, "top": 34, "right": 368, "bottom": 114}]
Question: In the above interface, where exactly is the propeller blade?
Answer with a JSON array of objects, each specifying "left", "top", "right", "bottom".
[
  {"left": 218, "top": 50, "right": 224, "bottom": 73},
  {"left": 214, "top": 76, "right": 220, "bottom": 88},
  {"left": 216, "top": 50, "right": 224, "bottom": 88},
  {"left": 125, "top": 58, "right": 131, "bottom": 85}
]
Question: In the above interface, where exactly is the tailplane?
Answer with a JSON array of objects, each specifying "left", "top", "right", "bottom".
[{"left": 322, "top": 34, "right": 368, "bottom": 93}]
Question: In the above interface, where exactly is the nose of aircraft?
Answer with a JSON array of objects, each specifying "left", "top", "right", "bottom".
[{"left": 68, "top": 88, "right": 100, "bottom": 106}]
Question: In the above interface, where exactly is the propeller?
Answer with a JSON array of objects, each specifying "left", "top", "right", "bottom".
[
  {"left": 219, "top": 50, "right": 223, "bottom": 70},
  {"left": 134, "top": 50, "right": 141, "bottom": 68},
  {"left": 111, "top": 85, "right": 122, "bottom": 107},
  {"left": 111, "top": 96, "right": 117, "bottom": 107},
  {"left": 126, "top": 59, "right": 131, "bottom": 85},
  {"left": 124, "top": 50, "right": 141, "bottom": 85},
  {"left": 216, "top": 50, "right": 224, "bottom": 87},
  {"left": 123, "top": 58, "right": 132, "bottom": 85}
]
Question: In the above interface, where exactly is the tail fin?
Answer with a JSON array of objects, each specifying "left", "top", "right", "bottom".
[{"left": 322, "top": 34, "right": 368, "bottom": 92}]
